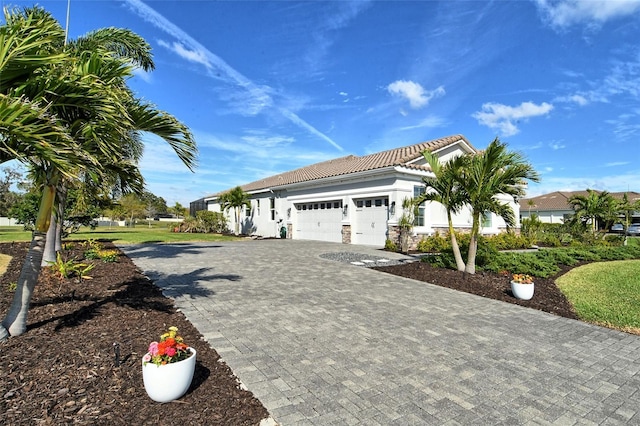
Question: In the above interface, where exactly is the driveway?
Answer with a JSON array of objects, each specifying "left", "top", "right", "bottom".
[{"left": 120, "top": 240, "right": 640, "bottom": 425}]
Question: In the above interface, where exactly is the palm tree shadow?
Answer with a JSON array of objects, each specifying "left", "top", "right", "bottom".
[{"left": 142, "top": 267, "right": 242, "bottom": 300}]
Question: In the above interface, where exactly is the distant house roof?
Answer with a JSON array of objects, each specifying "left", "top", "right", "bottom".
[
  {"left": 520, "top": 190, "right": 640, "bottom": 212},
  {"left": 207, "top": 134, "right": 473, "bottom": 198}
]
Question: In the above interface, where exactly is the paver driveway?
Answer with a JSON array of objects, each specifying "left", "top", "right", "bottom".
[{"left": 120, "top": 240, "right": 640, "bottom": 425}]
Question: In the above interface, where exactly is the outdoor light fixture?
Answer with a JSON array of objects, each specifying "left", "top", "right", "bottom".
[
  {"left": 343, "top": 204, "right": 348, "bottom": 216},
  {"left": 390, "top": 201, "right": 396, "bottom": 215}
]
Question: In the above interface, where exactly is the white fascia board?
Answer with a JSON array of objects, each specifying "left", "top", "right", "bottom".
[
  {"left": 274, "top": 167, "right": 398, "bottom": 192},
  {"left": 393, "top": 166, "right": 433, "bottom": 178}
]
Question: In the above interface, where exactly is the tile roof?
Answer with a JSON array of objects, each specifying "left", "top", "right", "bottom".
[
  {"left": 520, "top": 190, "right": 640, "bottom": 211},
  {"left": 208, "top": 134, "right": 472, "bottom": 197}
]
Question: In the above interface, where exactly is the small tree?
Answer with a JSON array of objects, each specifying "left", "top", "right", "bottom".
[
  {"left": 459, "top": 138, "right": 539, "bottom": 274},
  {"left": 218, "top": 186, "right": 251, "bottom": 235},
  {"left": 418, "top": 151, "right": 468, "bottom": 271}
]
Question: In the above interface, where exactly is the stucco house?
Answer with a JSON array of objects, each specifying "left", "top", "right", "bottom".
[
  {"left": 519, "top": 190, "right": 640, "bottom": 225},
  {"left": 194, "top": 134, "right": 519, "bottom": 247}
]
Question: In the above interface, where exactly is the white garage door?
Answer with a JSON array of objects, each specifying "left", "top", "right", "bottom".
[
  {"left": 295, "top": 200, "right": 343, "bottom": 243},
  {"left": 353, "top": 197, "right": 389, "bottom": 247}
]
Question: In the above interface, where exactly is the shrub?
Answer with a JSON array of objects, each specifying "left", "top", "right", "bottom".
[
  {"left": 384, "top": 239, "right": 398, "bottom": 252},
  {"left": 416, "top": 231, "right": 450, "bottom": 253},
  {"left": 97, "top": 249, "right": 119, "bottom": 262}
]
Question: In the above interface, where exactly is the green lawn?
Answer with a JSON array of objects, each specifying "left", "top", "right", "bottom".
[
  {"left": 556, "top": 259, "right": 640, "bottom": 333},
  {"left": 0, "top": 226, "right": 241, "bottom": 244}
]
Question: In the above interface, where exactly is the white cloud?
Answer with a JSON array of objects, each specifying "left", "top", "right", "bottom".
[
  {"left": 472, "top": 101, "right": 554, "bottom": 136},
  {"left": 549, "top": 141, "right": 565, "bottom": 150},
  {"left": 241, "top": 134, "right": 295, "bottom": 148},
  {"left": 131, "top": 66, "right": 152, "bottom": 83},
  {"left": 399, "top": 115, "right": 447, "bottom": 131},
  {"left": 157, "top": 40, "right": 210, "bottom": 68},
  {"left": 605, "top": 161, "right": 630, "bottom": 167},
  {"left": 387, "top": 80, "right": 445, "bottom": 109},
  {"left": 555, "top": 94, "right": 588, "bottom": 106},
  {"left": 534, "top": 0, "right": 640, "bottom": 29}
]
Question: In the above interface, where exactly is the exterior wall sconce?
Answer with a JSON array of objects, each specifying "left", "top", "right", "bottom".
[
  {"left": 287, "top": 208, "right": 291, "bottom": 219},
  {"left": 343, "top": 204, "right": 348, "bottom": 217},
  {"left": 390, "top": 201, "right": 396, "bottom": 216}
]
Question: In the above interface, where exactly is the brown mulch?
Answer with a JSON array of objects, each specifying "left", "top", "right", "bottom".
[
  {"left": 0, "top": 241, "right": 269, "bottom": 426},
  {"left": 374, "top": 260, "right": 580, "bottom": 320}
]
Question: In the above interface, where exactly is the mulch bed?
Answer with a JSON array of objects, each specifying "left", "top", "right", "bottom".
[
  {"left": 0, "top": 241, "right": 269, "bottom": 425},
  {"left": 373, "top": 261, "right": 580, "bottom": 319}
]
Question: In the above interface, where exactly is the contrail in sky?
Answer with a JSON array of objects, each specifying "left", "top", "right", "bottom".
[{"left": 123, "top": 0, "right": 344, "bottom": 152}]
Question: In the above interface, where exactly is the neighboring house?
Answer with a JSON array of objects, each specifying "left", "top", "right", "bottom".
[
  {"left": 194, "top": 134, "right": 519, "bottom": 247},
  {"left": 519, "top": 190, "right": 640, "bottom": 225}
]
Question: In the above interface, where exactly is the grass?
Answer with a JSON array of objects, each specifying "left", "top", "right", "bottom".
[
  {"left": 556, "top": 259, "right": 640, "bottom": 334},
  {"left": 0, "top": 226, "right": 242, "bottom": 244}
]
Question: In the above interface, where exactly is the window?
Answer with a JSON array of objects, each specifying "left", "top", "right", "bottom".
[
  {"left": 270, "top": 197, "right": 275, "bottom": 221},
  {"left": 257, "top": 199, "right": 260, "bottom": 215},
  {"left": 365, "top": 200, "right": 372, "bottom": 208},
  {"left": 375, "top": 199, "right": 382, "bottom": 207},
  {"left": 245, "top": 202, "right": 251, "bottom": 217},
  {"left": 482, "top": 212, "right": 492, "bottom": 228},
  {"left": 334, "top": 201, "right": 341, "bottom": 209},
  {"left": 356, "top": 200, "right": 364, "bottom": 208},
  {"left": 320, "top": 203, "right": 326, "bottom": 209},
  {"left": 413, "top": 186, "right": 426, "bottom": 226}
]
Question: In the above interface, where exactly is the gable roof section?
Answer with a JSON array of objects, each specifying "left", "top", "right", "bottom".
[
  {"left": 520, "top": 190, "right": 640, "bottom": 212},
  {"left": 209, "top": 134, "right": 472, "bottom": 197}
]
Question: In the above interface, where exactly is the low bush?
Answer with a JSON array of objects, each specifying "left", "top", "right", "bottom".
[{"left": 424, "top": 243, "right": 640, "bottom": 279}]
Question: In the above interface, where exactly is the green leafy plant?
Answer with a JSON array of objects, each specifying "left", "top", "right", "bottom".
[
  {"left": 48, "top": 252, "right": 94, "bottom": 280},
  {"left": 384, "top": 239, "right": 397, "bottom": 252},
  {"left": 97, "top": 249, "right": 119, "bottom": 262},
  {"left": 7, "top": 282, "right": 17, "bottom": 292}
]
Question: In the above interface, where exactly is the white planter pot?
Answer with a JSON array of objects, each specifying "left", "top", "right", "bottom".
[
  {"left": 511, "top": 281, "right": 534, "bottom": 300},
  {"left": 142, "top": 347, "right": 196, "bottom": 403}
]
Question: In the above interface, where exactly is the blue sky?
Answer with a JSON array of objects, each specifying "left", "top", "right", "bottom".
[{"left": 4, "top": 0, "right": 640, "bottom": 206}]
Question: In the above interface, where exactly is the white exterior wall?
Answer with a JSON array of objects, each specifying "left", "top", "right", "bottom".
[
  {"left": 202, "top": 141, "right": 521, "bottom": 245},
  {"left": 520, "top": 210, "right": 571, "bottom": 224}
]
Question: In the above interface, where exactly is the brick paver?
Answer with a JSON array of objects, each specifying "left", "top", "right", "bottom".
[{"left": 120, "top": 240, "right": 640, "bottom": 425}]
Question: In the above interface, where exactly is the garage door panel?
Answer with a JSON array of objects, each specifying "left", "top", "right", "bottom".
[
  {"left": 353, "top": 197, "right": 388, "bottom": 246},
  {"left": 295, "top": 201, "right": 343, "bottom": 243}
]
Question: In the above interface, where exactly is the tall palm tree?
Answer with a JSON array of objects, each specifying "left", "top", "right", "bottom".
[
  {"left": 219, "top": 186, "right": 251, "bottom": 235},
  {"left": 418, "top": 150, "right": 469, "bottom": 271},
  {"left": 0, "top": 7, "right": 197, "bottom": 341},
  {"left": 459, "top": 138, "right": 539, "bottom": 274}
]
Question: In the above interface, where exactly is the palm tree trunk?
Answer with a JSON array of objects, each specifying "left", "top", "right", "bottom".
[
  {"left": 55, "top": 185, "right": 68, "bottom": 252},
  {"left": 41, "top": 212, "right": 57, "bottom": 266},
  {"left": 235, "top": 207, "right": 240, "bottom": 235},
  {"left": 465, "top": 214, "right": 480, "bottom": 274},
  {"left": 0, "top": 232, "right": 46, "bottom": 340},
  {"left": 447, "top": 212, "right": 465, "bottom": 272}
]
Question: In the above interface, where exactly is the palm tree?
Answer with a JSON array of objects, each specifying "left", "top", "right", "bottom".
[
  {"left": 0, "top": 7, "right": 197, "bottom": 341},
  {"left": 459, "top": 138, "right": 539, "bottom": 274},
  {"left": 418, "top": 150, "right": 469, "bottom": 271},
  {"left": 219, "top": 186, "right": 251, "bottom": 235},
  {"left": 568, "top": 189, "right": 615, "bottom": 234},
  {"left": 0, "top": 6, "right": 78, "bottom": 169}
]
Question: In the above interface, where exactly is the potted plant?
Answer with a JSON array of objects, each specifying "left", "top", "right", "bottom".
[
  {"left": 142, "top": 326, "right": 197, "bottom": 402},
  {"left": 511, "top": 273, "right": 534, "bottom": 300}
]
